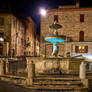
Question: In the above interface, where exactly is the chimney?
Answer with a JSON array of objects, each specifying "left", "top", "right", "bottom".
[{"left": 76, "top": 0, "right": 80, "bottom": 8}]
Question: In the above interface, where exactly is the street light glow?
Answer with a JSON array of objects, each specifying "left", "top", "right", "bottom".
[
  {"left": 83, "top": 54, "right": 92, "bottom": 60},
  {"left": 0, "top": 37, "right": 4, "bottom": 41},
  {"left": 40, "top": 9, "right": 46, "bottom": 16}
]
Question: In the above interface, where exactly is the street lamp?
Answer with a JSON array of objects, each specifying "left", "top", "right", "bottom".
[{"left": 40, "top": 8, "right": 47, "bottom": 16}]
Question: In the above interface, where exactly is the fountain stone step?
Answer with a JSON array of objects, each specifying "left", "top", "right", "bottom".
[
  {"left": 31, "top": 73, "right": 88, "bottom": 91},
  {"left": 34, "top": 77, "right": 81, "bottom": 81},
  {"left": 28, "top": 85, "right": 88, "bottom": 91},
  {"left": 33, "top": 81, "right": 83, "bottom": 86}
]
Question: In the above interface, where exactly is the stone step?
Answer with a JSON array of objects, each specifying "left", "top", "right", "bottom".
[
  {"left": 33, "top": 81, "right": 82, "bottom": 86},
  {"left": 33, "top": 77, "right": 81, "bottom": 85},
  {"left": 34, "top": 77, "right": 81, "bottom": 81},
  {"left": 38, "top": 72, "right": 78, "bottom": 75},
  {"left": 38, "top": 72, "right": 61, "bottom": 75},
  {"left": 36, "top": 75, "right": 78, "bottom": 78},
  {"left": 28, "top": 85, "right": 88, "bottom": 91},
  {"left": 36, "top": 73, "right": 79, "bottom": 78}
]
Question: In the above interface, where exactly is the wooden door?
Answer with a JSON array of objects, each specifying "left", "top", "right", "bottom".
[{"left": 79, "top": 31, "right": 84, "bottom": 42}]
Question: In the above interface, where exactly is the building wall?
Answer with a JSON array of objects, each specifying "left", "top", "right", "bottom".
[
  {"left": 35, "top": 35, "right": 40, "bottom": 57},
  {"left": 0, "top": 14, "right": 11, "bottom": 56},
  {"left": 0, "top": 13, "right": 26, "bottom": 56},
  {"left": 26, "top": 17, "right": 36, "bottom": 56},
  {"left": 11, "top": 16, "right": 26, "bottom": 56},
  {"left": 40, "top": 8, "right": 92, "bottom": 57}
]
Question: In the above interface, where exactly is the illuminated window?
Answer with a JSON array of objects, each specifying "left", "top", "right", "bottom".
[
  {"left": 80, "top": 14, "right": 84, "bottom": 22},
  {"left": 75, "top": 46, "right": 88, "bottom": 53},
  {"left": 54, "top": 15, "right": 58, "bottom": 23}
]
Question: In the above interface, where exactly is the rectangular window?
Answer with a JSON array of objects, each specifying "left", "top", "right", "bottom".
[
  {"left": 75, "top": 46, "right": 78, "bottom": 53},
  {"left": 75, "top": 46, "right": 88, "bottom": 53},
  {"left": 0, "top": 17, "right": 4, "bottom": 25},
  {"left": 54, "top": 15, "right": 58, "bottom": 23},
  {"left": 80, "top": 14, "right": 84, "bottom": 22}
]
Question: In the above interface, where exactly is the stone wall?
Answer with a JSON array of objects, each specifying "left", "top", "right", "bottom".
[
  {"left": 66, "top": 42, "right": 92, "bottom": 57},
  {"left": 41, "top": 9, "right": 92, "bottom": 41},
  {"left": 27, "top": 57, "right": 61, "bottom": 74},
  {"left": 26, "top": 17, "right": 36, "bottom": 56},
  {"left": 60, "top": 58, "right": 82, "bottom": 73},
  {"left": 40, "top": 8, "right": 92, "bottom": 57},
  {"left": 41, "top": 41, "right": 92, "bottom": 57},
  {"left": 0, "top": 75, "right": 26, "bottom": 85},
  {"left": 0, "top": 13, "right": 26, "bottom": 56},
  {"left": 27, "top": 57, "right": 83, "bottom": 74},
  {"left": 11, "top": 15, "right": 26, "bottom": 56},
  {"left": 0, "top": 14, "right": 11, "bottom": 55}
]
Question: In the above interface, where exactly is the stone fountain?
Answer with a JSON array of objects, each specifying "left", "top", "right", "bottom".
[
  {"left": 45, "top": 21, "right": 66, "bottom": 57},
  {"left": 26, "top": 22, "right": 84, "bottom": 75}
]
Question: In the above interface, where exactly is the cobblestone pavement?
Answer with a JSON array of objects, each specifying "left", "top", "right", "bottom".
[{"left": 0, "top": 80, "right": 36, "bottom": 92}]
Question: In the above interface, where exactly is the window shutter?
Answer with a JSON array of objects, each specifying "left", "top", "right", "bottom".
[
  {"left": 79, "top": 31, "right": 84, "bottom": 42},
  {"left": 85, "top": 46, "right": 88, "bottom": 53},
  {"left": 54, "top": 15, "right": 58, "bottom": 23},
  {"left": 75, "top": 46, "right": 78, "bottom": 53},
  {"left": 80, "top": 14, "right": 84, "bottom": 22}
]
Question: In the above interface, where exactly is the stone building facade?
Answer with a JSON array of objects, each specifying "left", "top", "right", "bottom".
[
  {"left": 40, "top": 6, "right": 92, "bottom": 58},
  {"left": 26, "top": 17, "right": 40, "bottom": 57},
  {"left": 0, "top": 14, "right": 40, "bottom": 57},
  {"left": 0, "top": 13, "right": 26, "bottom": 56},
  {"left": 35, "top": 35, "right": 40, "bottom": 57}
]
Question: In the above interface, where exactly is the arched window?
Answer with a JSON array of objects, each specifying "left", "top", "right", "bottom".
[{"left": 79, "top": 31, "right": 84, "bottom": 42}]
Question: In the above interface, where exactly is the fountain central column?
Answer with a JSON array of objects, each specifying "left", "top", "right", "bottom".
[
  {"left": 52, "top": 43, "right": 58, "bottom": 56},
  {"left": 44, "top": 21, "right": 66, "bottom": 57}
]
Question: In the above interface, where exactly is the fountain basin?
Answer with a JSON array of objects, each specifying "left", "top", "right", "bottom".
[
  {"left": 49, "top": 23, "right": 62, "bottom": 29},
  {"left": 45, "top": 35, "right": 66, "bottom": 56},
  {"left": 45, "top": 35, "right": 66, "bottom": 44}
]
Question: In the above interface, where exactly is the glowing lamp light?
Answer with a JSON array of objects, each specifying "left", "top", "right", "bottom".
[
  {"left": 0, "top": 37, "right": 4, "bottom": 41},
  {"left": 83, "top": 54, "right": 92, "bottom": 60},
  {"left": 40, "top": 9, "right": 47, "bottom": 16}
]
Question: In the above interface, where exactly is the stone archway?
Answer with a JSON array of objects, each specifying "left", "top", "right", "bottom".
[{"left": 0, "top": 43, "right": 3, "bottom": 55}]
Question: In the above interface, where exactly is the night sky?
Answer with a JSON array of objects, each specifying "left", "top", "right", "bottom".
[{"left": 0, "top": 0, "right": 92, "bottom": 34}]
